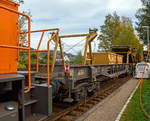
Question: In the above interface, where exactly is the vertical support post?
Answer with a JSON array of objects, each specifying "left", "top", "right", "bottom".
[
  {"left": 82, "top": 29, "right": 98, "bottom": 65},
  {"left": 147, "top": 27, "right": 149, "bottom": 62},
  {"left": 17, "top": 23, "right": 20, "bottom": 60},
  {"left": 51, "top": 34, "right": 59, "bottom": 72},
  {"left": 36, "top": 32, "right": 44, "bottom": 72},
  {"left": 21, "top": 78, "right": 25, "bottom": 121},
  {"left": 47, "top": 46, "right": 50, "bottom": 86},
  {"left": 59, "top": 39, "right": 65, "bottom": 68},
  {"left": 89, "top": 41, "right": 92, "bottom": 65},
  {"left": 23, "top": 15, "right": 31, "bottom": 94},
  {"left": 47, "top": 29, "right": 60, "bottom": 87},
  {"left": 147, "top": 27, "right": 149, "bottom": 49},
  {"left": 127, "top": 52, "right": 129, "bottom": 64},
  {"left": 82, "top": 36, "right": 89, "bottom": 65}
]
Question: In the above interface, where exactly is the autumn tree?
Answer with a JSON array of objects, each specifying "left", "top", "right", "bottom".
[
  {"left": 71, "top": 51, "right": 82, "bottom": 64},
  {"left": 12, "top": 0, "right": 32, "bottom": 43},
  {"left": 11, "top": 0, "right": 32, "bottom": 68},
  {"left": 135, "top": 0, "right": 150, "bottom": 45},
  {"left": 99, "top": 12, "right": 120, "bottom": 51},
  {"left": 98, "top": 12, "right": 143, "bottom": 54}
]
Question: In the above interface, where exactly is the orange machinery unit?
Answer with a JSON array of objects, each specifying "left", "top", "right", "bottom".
[{"left": 0, "top": 0, "right": 19, "bottom": 73}]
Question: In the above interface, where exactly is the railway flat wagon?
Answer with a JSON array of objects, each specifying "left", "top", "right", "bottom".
[{"left": 33, "top": 63, "right": 132, "bottom": 103}]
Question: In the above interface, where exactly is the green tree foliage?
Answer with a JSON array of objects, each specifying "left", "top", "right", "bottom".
[
  {"left": 12, "top": 0, "right": 24, "bottom": 4},
  {"left": 98, "top": 12, "right": 143, "bottom": 54},
  {"left": 11, "top": 0, "right": 32, "bottom": 44},
  {"left": 99, "top": 12, "right": 120, "bottom": 51},
  {"left": 18, "top": 10, "right": 32, "bottom": 45},
  {"left": 135, "top": 0, "right": 150, "bottom": 45},
  {"left": 11, "top": 0, "right": 32, "bottom": 68},
  {"left": 71, "top": 51, "right": 82, "bottom": 64},
  {"left": 18, "top": 56, "right": 26, "bottom": 69}
]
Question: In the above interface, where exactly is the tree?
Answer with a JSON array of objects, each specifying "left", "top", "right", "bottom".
[
  {"left": 11, "top": 0, "right": 32, "bottom": 68},
  {"left": 98, "top": 12, "right": 143, "bottom": 55},
  {"left": 11, "top": 0, "right": 32, "bottom": 44},
  {"left": 12, "top": 0, "right": 24, "bottom": 4},
  {"left": 98, "top": 12, "right": 121, "bottom": 51},
  {"left": 71, "top": 51, "right": 82, "bottom": 64},
  {"left": 135, "top": 0, "right": 150, "bottom": 45}
]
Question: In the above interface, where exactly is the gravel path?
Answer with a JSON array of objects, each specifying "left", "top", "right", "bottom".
[{"left": 81, "top": 78, "right": 138, "bottom": 121}]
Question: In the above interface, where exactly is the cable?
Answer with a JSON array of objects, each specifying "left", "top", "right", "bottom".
[
  {"left": 65, "top": 38, "right": 86, "bottom": 52},
  {"left": 62, "top": 38, "right": 86, "bottom": 53},
  {"left": 62, "top": 42, "right": 79, "bottom": 53}
]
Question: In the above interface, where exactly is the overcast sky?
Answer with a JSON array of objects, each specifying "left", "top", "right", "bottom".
[{"left": 20, "top": 0, "right": 142, "bottom": 54}]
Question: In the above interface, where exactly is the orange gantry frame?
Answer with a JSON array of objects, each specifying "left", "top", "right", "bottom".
[{"left": 20, "top": 28, "right": 60, "bottom": 87}]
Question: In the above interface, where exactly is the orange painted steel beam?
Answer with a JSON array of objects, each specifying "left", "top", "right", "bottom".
[
  {"left": 37, "top": 32, "right": 45, "bottom": 50},
  {"left": 36, "top": 32, "right": 45, "bottom": 72},
  {"left": 20, "top": 28, "right": 59, "bottom": 34},
  {"left": 20, "top": 50, "right": 47, "bottom": 53},
  {"left": 0, "top": 5, "right": 31, "bottom": 94},
  {"left": 0, "top": 45, "right": 29, "bottom": 50},
  {"left": 17, "top": 24, "right": 20, "bottom": 60}
]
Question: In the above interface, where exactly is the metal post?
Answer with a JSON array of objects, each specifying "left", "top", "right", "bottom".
[
  {"left": 142, "top": 26, "right": 149, "bottom": 62},
  {"left": 147, "top": 27, "right": 149, "bottom": 49},
  {"left": 142, "top": 26, "right": 149, "bottom": 49},
  {"left": 146, "top": 27, "right": 149, "bottom": 62}
]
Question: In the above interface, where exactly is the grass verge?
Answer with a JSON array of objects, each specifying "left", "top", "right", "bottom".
[{"left": 120, "top": 79, "right": 150, "bottom": 121}]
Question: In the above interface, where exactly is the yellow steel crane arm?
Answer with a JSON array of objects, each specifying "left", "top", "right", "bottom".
[{"left": 58, "top": 28, "right": 98, "bottom": 65}]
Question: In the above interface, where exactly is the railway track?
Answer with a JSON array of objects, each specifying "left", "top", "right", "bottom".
[{"left": 47, "top": 75, "right": 132, "bottom": 121}]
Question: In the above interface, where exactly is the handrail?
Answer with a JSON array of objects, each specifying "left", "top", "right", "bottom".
[
  {"left": 36, "top": 32, "right": 45, "bottom": 72},
  {"left": 20, "top": 28, "right": 60, "bottom": 34},
  {"left": 20, "top": 28, "right": 60, "bottom": 87},
  {"left": 0, "top": 45, "right": 29, "bottom": 49},
  {"left": 0, "top": 5, "right": 31, "bottom": 93},
  {"left": 17, "top": 24, "right": 20, "bottom": 60}
]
